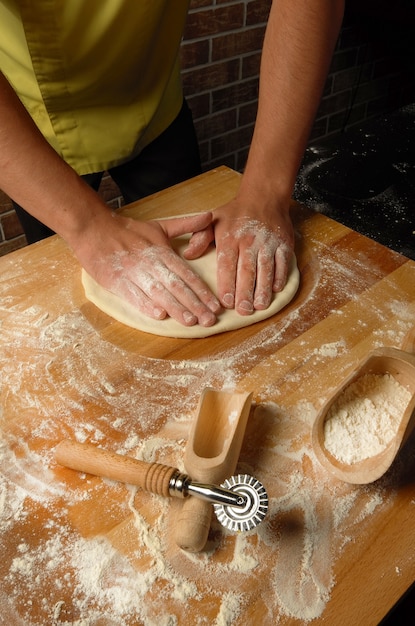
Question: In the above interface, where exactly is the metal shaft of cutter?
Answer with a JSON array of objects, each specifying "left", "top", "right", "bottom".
[
  {"left": 187, "top": 482, "right": 247, "bottom": 507},
  {"left": 169, "top": 471, "right": 247, "bottom": 508}
]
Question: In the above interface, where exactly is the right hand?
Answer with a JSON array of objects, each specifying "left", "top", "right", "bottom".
[{"left": 75, "top": 210, "right": 221, "bottom": 327}]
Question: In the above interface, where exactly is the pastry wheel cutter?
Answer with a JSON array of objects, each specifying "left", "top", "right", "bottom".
[{"left": 55, "top": 440, "right": 268, "bottom": 532}]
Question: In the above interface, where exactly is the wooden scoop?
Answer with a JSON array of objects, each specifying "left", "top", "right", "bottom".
[
  {"left": 312, "top": 327, "right": 415, "bottom": 484},
  {"left": 174, "top": 388, "right": 253, "bottom": 552}
]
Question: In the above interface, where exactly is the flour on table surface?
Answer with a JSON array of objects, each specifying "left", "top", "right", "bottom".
[
  {"left": 1, "top": 246, "right": 415, "bottom": 624},
  {"left": 2, "top": 388, "right": 399, "bottom": 625}
]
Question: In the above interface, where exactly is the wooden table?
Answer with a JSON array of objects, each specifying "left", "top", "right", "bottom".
[{"left": 1, "top": 167, "right": 414, "bottom": 625}]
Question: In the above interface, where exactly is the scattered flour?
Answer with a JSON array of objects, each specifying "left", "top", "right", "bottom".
[
  {"left": 1, "top": 243, "right": 414, "bottom": 624},
  {"left": 2, "top": 395, "right": 392, "bottom": 626},
  {"left": 214, "top": 592, "right": 244, "bottom": 626},
  {"left": 324, "top": 373, "right": 411, "bottom": 463}
]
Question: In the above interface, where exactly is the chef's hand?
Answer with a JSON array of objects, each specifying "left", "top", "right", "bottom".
[
  {"left": 184, "top": 199, "right": 294, "bottom": 316},
  {"left": 76, "top": 211, "right": 221, "bottom": 327}
]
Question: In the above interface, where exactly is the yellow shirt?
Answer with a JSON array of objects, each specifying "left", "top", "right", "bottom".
[{"left": 0, "top": 0, "right": 189, "bottom": 174}]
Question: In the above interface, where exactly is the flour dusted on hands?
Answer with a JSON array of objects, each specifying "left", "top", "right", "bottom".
[
  {"left": 323, "top": 373, "right": 411, "bottom": 464},
  {"left": 82, "top": 231, "right": 300, "bottom": 338}
]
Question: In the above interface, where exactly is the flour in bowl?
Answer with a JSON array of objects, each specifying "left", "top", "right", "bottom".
[{"left": 323, "top": 373, "right": 411, "bottom": 463}]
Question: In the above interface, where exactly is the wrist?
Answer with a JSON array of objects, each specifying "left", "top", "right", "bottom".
[
  {"left": 65, "top": 200, "right": 114, "bottom": 262},
  {"left": 51, "top": 177, "right": 110, "bottom": 249},
  {"left": 236, "top": 170, "right": 293, "bottom": 220}
]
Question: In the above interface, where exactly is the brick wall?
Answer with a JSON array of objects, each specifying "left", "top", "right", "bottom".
[
  {"left": 182, "top": 0, "right": 271, "bottom": 172},
  {"left": 1, "top": 0, "right": 414, "bottom": 257},
  {"left": 0, "top": 189, "right": 27, "bottom": 255}
]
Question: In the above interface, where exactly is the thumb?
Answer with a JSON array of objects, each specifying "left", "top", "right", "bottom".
[
  {"left": 156, "top": 211, "right": 213, "bottom": 239},
  {"left": 183, "top": 228, "right": 214, "bottom": 260}
]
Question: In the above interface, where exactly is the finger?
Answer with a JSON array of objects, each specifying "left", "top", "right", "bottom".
[
  {"left": 113, "top": 276, "right": 168, "bottom": 320},
  {"left": 234, "top": 246, "right": 257, "bottom": 316},
  {"left": 273, "top": 245, "right": 291, "bottom": 292},
  {"left": 119, "top": 268, "right": 210, "bottom": 327},
  {"left": 129, "top": 247, "right": 220, "bottom": 325},
  {"left": 161, "top": 251, "right": 221, "bottom": 319},
  {"left": 140, "top": 265, "right": 217, "bottom": 327},
  {"left": 216, "top": 245, "right": 238, "bottom": 309},
  {"left": 183, "top": 225, "right": 214, "bottom": 260},
  {"left": 157, "top": 211, "right": 213, "bottom": 240},
  {"left": 253, "top": 248, "right": 275, "bottom": 310}
]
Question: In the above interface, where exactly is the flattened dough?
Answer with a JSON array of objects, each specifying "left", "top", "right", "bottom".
[{"left": 82, "top": 236, "right": 300, "bottom": 338}]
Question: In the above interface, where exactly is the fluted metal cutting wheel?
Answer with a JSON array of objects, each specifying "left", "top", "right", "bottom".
[{"left": 213, "top": 474, "right": 268, "bottom": 532}]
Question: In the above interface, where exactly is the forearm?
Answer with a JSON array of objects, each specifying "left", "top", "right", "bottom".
[
  {"left": 0, "top": 72, "right": 221, "bottom": 325},
  {"left": 239, "top": 0, "right": 344, "bottom": 210},
  {"left": 0, "top": 71, "right": 108, "bottom": 248}
]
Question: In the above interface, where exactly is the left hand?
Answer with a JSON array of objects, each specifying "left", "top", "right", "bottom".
[{"left": 184, "top": 199, "right": 294, "bottom": 316}]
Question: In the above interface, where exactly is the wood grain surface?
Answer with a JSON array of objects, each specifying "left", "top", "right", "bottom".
[{"left": 1, "top": 167, "right": 414, "bottom": 625}]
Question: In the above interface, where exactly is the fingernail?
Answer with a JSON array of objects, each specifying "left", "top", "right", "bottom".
[
  {"left": 200, "top": 311, "right": 216, "bottom": 327},
  {"left": 153, "top": 307, "right": 166, "bottom": 320},
  {"left": 207, "top": 298, "right": 221, "bottom": 313},
  {"left": 183, "top": 311, "right": 197, "bottom": 325},
  {"left": 239, "top": 300, "right": 254, "bottom": 314},
  {"left": 223, "top": 293, "right": 234, "bottom": 308},
  {"left": 254, "top": 295, "right": 269, "bottom": 310}
]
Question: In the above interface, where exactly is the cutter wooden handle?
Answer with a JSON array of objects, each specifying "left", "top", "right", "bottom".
[{"left": 55, "top": 440, "right": 177, "bottom": 498}]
